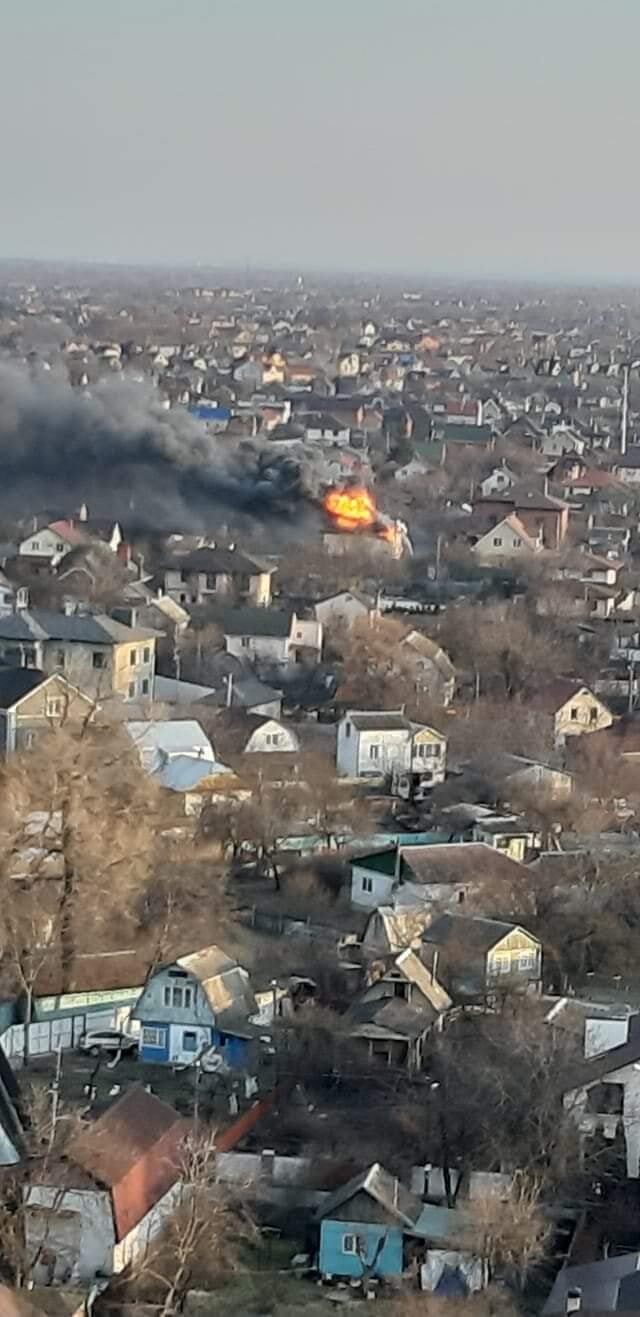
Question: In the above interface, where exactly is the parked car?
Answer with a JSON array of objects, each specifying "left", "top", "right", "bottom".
[{"left": 77, "top": 1029, "right": 138, "bottom": 1058}]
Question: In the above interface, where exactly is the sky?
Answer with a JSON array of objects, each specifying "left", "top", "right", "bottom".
[{"left": 3, "top": 0, "right": 640, "bottom": 282}]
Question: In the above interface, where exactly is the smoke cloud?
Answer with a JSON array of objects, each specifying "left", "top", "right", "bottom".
[{"left": 0, "top": 364, "right": 314, "bottom": 532}]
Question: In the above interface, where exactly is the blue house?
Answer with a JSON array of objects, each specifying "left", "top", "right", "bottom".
[
  {"left": 133, "top": 946, "right": 257, "bottom": 1068},
  {"left": 317, "top": 1163, "right": 425, "bottom": 1280}
]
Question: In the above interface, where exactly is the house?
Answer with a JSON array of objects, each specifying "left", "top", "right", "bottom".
[
  {"left": 528, "top": 679, "right": 613, "bottom": 745},
  {"left": 314, "top": 590, "right": 375, "bottom": 629},
  {"left": 471, "top": 514, "right": 542, "bottom": 562},
  {"left": 161, "top": 547, "right": 275, "bottom": 608},
  {"left": 193, "top": 672, "right": 283, "bottom": 719},
  {"left": 563, "top": 1027, "right": 640, "bottom": 1179},
  {"left": 209, "top": 605, "right": 322, "bottom": 668},
  {"left": 347, "top": 948, "right": 451, "bottom": 1070},
  {"left": 24, "top": 1087, "right": 186, "bottom": 1282},
  {"left": 0, "top": 669, "right": 96, "bottom": 753},
  {"left": 488, "top": 753, "right": 573, "bottom": 801},
  {"left": 470, "top": 812, "right": 537, "bottom": 862},
  {"left": 612, "top": 448, "right": 640, "bottom": 484},
  {"left": 350, "top": 842, "right": 525, "bottom": 911},
  {"left": 479, "top": 465, "right": 518, "bottom": 497},
  {"left": 18, "top": 520, "right": 86, "bottom": 564},
  {"left": 399, "top": 631, "right": 455, "bottom": 706},
  {"left": 124, "top": 719, "right": 234, "bottom": 794},
  {"left": 422, "top": 913, "right": 542, "bottom": 998},
  {"left": 473, "top": 484, "right": 570, "bottom": 548},
  {"left": 540, "top": 425, "right": 587, "bottom": 458},
  {"left": 362, "top": 905, "right": 434, "bottom": 955},
  {"left": 337, "top": 711, "right": 446, "bottom": 788},
  {"left": 133, "top": 945, "right": 257, "bottom": 1067},
  {"left": 210, "top": 709, "right": 300, "bottom": 755},
  {"left": 317, "top": 1163, "right": 482, "bottom": 1288},
  {"left": 0, "top": 610, "right": 157, "bottom": 702},
  {"left": 543, "top": 1253, "right": 640, "bottom": 1315}
]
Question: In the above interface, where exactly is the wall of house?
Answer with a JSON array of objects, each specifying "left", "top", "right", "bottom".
[
  {"left": 112, "top": 1181, "right": 183, "bottom": 1272},
  {"left": 112, "top": 640, "right": 156, "bottom": 701},
  {"left": 9, "top": 679, "right": 94, "bottom": 753},
  {"left": 315, "top": 595, "right": 369, "bottom": 628},
  {"left": 556, "top": 691, "right": 612, "bottom": 740},
  {"left": 225, "top": 634, "right": 289, "bottom": 664},
  {"left": 337, "top": 719, "right": 360, "bottom": 778},
  {"left": 246, "top": 721, "right": 299, "bottom": 753},
  {"left": 136, "top": 966, "right": 215, "bottom": 1048},
  {"left": 290, "top": 617, "right": 323, "bottom": 654},
  {"left": 41, "top": 641, "right": 113, "bottom": 698},
  {"left": 19, "top": 529, "right": 71, "bottom": 561},
  {"left": 486, "top": 930, "right": 540, "bottom": 982},
  {"left": 350, "top": 862, "right": 396, "bottom": 909},
  {"left": 565, "top": 1063, "right": 640, "bottom": 1178},
  {"left": 319, "top": 1220, "right": 403, "bottom": 1278},
  {"left": 249, "top": 572, "right": 272, "bottom": 606},
  {"left": 411, "top": 729, "right": 447, "bottom": 784},
  {"left": 25, "top": 1186, "right": 115, "bottom": 1282}
]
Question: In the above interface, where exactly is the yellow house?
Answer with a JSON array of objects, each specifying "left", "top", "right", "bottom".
[
  {"left": 530, "top": 679, "right": 613, "bottom": 746},
  {"left": 423, "top": 913, "right": 542, "bottom": 997}
]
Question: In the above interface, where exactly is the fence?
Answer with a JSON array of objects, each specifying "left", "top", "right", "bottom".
[{"left": 2, "top": 1004, "right": 133, "bottom": 1063}]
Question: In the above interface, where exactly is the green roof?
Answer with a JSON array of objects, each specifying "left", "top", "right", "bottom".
[{"left": 352, "top": 848, "right": 397, "bottom": 876}]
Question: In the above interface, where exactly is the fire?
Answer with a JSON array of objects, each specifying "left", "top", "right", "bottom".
[
  {"left": 322, "top": 484, "right": 398, "bottom": 547},
  {"left": 322, "top": 485, "right": 377, "bottom": 532}
]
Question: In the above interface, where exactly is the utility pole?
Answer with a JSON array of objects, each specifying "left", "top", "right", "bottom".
[
  {"left": 621, "top": 363, "right": 630, "bottom": 456},
  {"left": 48, "top": 1044, "right": 63, "bottom": 1152}
]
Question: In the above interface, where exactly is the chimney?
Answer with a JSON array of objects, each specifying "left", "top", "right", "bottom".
[
  {"left": 78, "top": 503, "right": 89, "bottom": 523},
  {"left": 566, "top": 1289, "right": 582, "bottom": 1314},
  {"left": 15, "top": 587, "right": 29, "bottom": 613},
  {"left": 260, "top": 1149, "right": 276, "bottom": 1183}
]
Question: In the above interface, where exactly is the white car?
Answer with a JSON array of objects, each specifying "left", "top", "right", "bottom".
[{"left": 78, "top": 1029, "right": 138, "bottom": 1058}]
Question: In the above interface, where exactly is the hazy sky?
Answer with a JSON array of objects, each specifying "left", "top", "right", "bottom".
[{"left": 3, "top": 0, "right": 640, "bottom": 280}]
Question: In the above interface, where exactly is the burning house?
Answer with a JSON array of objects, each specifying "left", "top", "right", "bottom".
[{"left": 321, "top": 486, "right": 412, "bottom": 560}]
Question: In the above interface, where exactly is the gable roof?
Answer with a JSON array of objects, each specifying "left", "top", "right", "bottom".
[
  {"left": 565, "top": 1028, "right": 640, "bottom": 1093},
  {"left": 0, "top": 667, "right": 49, "bottom": 710},
  {"left": 474, "top": 513, "right": 541, "bottom": 551},
  {"left": 207, "top": 605, "right": 292, "bottom": 638},
  {"left": 318, "top": 1162, "right": 422, "bottom": 1228},
  {"left": 543, "top": 1253, "right": 640, "bottom": 1315},
  {"left": 528, "top": 678, "right": 608, "bottom": 716},
  {"left": 423, "top": 912, "right": 536, "bottom": 955},
  {"left": 348, "top": 995, "right": 436, "bottom": 1039},
  {"left": 346, "top": 711, "right": 414, "bottom": 733},
  {"left": 0, "top": 610, "right": 156, "bottom": 646},
  {"left": 68, "top": 1085, "right": 184, "bottom": 1189},
  {"left": 166, "top": 547, "right": 274, "bottom": 576},
  {"left": 398, "top": 842, "right": 526, "bottom": 888}
]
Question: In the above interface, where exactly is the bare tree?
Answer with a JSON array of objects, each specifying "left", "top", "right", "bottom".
[{"left": 466, "top": 1172, "right": 550, "bottom": 1290}]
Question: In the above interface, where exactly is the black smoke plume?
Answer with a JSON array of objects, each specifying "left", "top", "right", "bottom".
[{"left": 0, "top": 364, "right": 313, "bottom": 532}]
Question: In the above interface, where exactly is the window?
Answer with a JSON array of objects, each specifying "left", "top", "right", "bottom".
[
  {"left": 183, "top": 1031, "right": 198, "bottom": 1052},
  {"left": 163, "top": 986, "right": 171, "bottom": 1007},
  {"left": 129, "top": 650, "right": 137, "bottom": 666},
  {"left": 513, "top": 537, "right": 522, "bottom": 548},
  {"left": 45, "top": 697, "right": 63, "bottom": 718},
  {"left": 517, "top": 950, "right": 536, "bottom": 972},
  {"left": 342, "top": 1234, "right": 362, "bottom": 1255},
  {"left": 570, "top": 707, "right": 579, "bottom": 721},
  {"left": 92, "top": 652, "right": 106, "bottom": 669},
  {"left": 55, "top": 650, "right": 65, "bottom": 669},
  {"left": 589, "top": 707, "right": 598, "bottom": 723},
  {"left": 142, "top": 1027, "right": 166, "bottom": 1049},
  {"left": 184, "top": 986, "right": 193, "bottom": 1009},
  {"left": 265, "top": 733, "right": 282, "bottom": 747},
  {"left": 31, "top": 540, "right": 40, "bottom": 550},
  {"left": 141, "top": 679, "right": 149, "bottom": 696},
  {"left": 492, "top": 954, "right": 511, "bottom": 975},
  {"left": 492, "top": 537, "right": 503, "bottom": 547},
  {"left": 143, "top": 647, "right": 150, "bottom": 663},
  {"left": 56, "top": 542, "right": 65, "bottom": 553},
  {"left": 23, "top": 731, "right": 36, "bottom": 751},
  {"left": 344, "top": 723, "right": 351, "bottom": 738},
  {"left": 128, "top": 682, "right": 135, "bottom": 699},
  {"left": 393, "top": 979, "right": 409, "bottom": 999},
  {"left": 361, "top": 875, "right": 373, "bottom": 893},
  {"left": 369, "top": 744, "right": 380, "bottom": 761},
  {"left": 172, "top": 986, "right": 183, "bottom": 1009},
  {"left": 241, "top": 637, "right": 251, "bottom": 648}
]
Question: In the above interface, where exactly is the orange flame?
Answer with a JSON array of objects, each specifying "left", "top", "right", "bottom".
[
  {"left": 323, "top": 486, "right": 377, "bottom": 530},
  {"left": 322, "top": 486, "right": 396, "bottom": 544}
]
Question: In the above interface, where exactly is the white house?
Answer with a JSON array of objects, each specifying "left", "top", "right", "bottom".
[
  {"left": 24, "top": 1088, "right": 186, "bottom": 1283},
  {"left": 479, "top": 466, "right": 518, "bottom": 498},
  {"left": 336, "top": 711, "right": 446, "bottom": 785},
  {"left": 18, "top": 521, "right": 85, "bottom": 564},
  {"left": 350, "top": 842, "right": 526, "bottom": 911},
  {"left": 215, "top": 607, "right": 322, "bottom": 668},
  {"left": 314, "top": 590, "right": 374, "bottom": 629},
  {"left": 472, "top": 514, "right": 541, "bottom": 561},
  {"left": 563, "top": 1029, "right": 640, "bottom": 1178}
]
